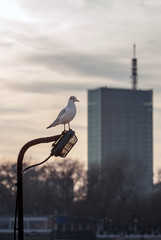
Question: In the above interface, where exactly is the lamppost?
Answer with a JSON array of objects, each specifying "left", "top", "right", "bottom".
[
  {"left": 134, "top": 218, "right": 138, "bottom": 234},
  {"left": 14, "top": 129, "right": 78, "bottom": 240}
]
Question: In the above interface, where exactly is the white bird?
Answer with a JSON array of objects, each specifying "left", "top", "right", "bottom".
[{"left": 47, "top": 96, "right": 79, "bottom": 131}]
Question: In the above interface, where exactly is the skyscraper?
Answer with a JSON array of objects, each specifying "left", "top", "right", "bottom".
[{"left": 88, "top": 87, "right": 153, "bottom": 196}]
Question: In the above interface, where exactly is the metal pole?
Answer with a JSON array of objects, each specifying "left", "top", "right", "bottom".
[{"left": 16, "top": 135, "right": 60, "bottom": 240}]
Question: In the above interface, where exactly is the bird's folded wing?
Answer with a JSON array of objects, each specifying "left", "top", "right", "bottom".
[{"left": 56, "top": 108, "right": 66, "bottom": 121}]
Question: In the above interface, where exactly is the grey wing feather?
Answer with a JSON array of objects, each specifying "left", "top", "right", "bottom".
[
  {"left": 56, "top": 108, "right": 66, "bottom": 121},
  {"left": 46, "top": 108, "right": 67, "bottom": 129}
]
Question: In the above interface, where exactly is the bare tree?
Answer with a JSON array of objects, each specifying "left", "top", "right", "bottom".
[
  {"left": 86, "top": 155, "right": 144, "bottom": 227},
  {"left": 0, "top": 158, "right": 86, "bottom": 215},
  {"left": 22, "top": 157, "right": 86, "bottom": 214},
  {"left": 0, "top": 161, "right": 16, "bottom": 214}
]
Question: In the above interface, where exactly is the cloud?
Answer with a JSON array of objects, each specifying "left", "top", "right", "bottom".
[
  {"left": 0, "top": 0, "right": 161, "bottom": 172},
  {"left": 24, "top": 51, "right": 129, "bottom": 81},
  {"left": 8, "top": 77, "right": 116, "bottom": 95},
  {"left": 8, "top": 80, "right": 89, "bottom": 94},
  {"left": 0, "top": 107, "right": 29, "bottom": 115},
  {"left": 18, "top": 0, "right": 86, "bottom": 22}
]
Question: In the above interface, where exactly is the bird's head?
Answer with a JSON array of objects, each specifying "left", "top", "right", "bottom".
[{"left": 69, "top": 96, "right": 79, "bottom": 103}]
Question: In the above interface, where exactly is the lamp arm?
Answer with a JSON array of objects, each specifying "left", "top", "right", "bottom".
[{"left": 17, "top": 135, "right": 61, "bottom": 176}]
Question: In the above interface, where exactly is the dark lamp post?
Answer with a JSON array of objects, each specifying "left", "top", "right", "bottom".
[{"left": 15, "top": 129, "right": 78, "bottom": 240}]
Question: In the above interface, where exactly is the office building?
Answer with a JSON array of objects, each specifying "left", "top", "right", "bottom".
[
  {"left": 88, "top": 46, "right": 153, "bottom": 196},
  {"left": 88, "top": 87, "right": 153, "bottom": 196}
]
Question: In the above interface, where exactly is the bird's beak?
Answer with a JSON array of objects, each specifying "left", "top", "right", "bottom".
[{"left": 76, "top": 99, "right": 79, "bottom": 102}]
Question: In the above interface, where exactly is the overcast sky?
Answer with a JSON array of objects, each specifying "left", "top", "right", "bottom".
[{"left": 0, "top": 0, "right": 161, "bottom": 180}]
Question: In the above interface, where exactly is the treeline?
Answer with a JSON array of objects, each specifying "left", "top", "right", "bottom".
[
  {"left": 0, "top": 157, "right": 161, "bottom": 233},
  {"left": 0, "top": 158, "right": 86, "bottom": 215}
]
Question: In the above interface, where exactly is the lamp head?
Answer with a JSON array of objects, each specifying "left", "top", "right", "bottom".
[{"left": 51, "top": 129, "right": 78, "bottom": 157}]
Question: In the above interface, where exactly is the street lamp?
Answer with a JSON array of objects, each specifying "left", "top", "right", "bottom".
[
  {"left": 14, "top": 129, "right": 78, "bottom": 240},
  {"left": 51, "top": 129, "right": 78, "bottom": 157}
]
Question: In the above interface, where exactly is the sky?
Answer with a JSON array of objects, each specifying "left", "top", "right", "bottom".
[{"left": 0, "top": 0, "right": 161, "bottom": 181}]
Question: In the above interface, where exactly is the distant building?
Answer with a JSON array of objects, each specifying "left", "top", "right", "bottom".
[
  {"left": 88, "top": 87, "right": 153, "bottom": 196},
  {"left": 0, "top": 215, "right": 97, "bottom": 239}
]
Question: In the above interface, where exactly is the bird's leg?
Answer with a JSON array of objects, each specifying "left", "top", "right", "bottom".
[
  {"left": 68, "top": 123, "right": 71, "bottom": 129},
  {"left": 64, "top": 124, "right": 66, "bottom": 132}
]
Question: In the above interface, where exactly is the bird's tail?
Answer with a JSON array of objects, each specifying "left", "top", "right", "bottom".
[
  {"left": 46, "top": 124, "right": 52, "bottom": 129},
  {"left": 46, "top": 121, "right": 58, "bottom": 129}
]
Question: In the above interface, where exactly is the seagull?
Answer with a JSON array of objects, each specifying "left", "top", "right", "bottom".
[{"left": 47, "top": 96, "right": 79, "bottom": 131}]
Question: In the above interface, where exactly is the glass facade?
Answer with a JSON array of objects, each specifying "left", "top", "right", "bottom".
[
  {"left": 88, "top": 87, "right": 153, "bottom": 196},
  {"left": 88, "top": 89, "right": 102, "bottom": 167}
]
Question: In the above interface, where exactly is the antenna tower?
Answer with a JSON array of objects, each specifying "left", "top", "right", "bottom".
[{"left": 131, "top": 44, "right": 138, "bottom": 90}]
